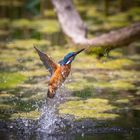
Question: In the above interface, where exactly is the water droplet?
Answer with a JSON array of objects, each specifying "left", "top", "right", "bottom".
[
  {"left": 82, "top": 133, "right": 84, "bottom": 137},
  {"left": 9, "top": 125, "right": 13, "bottom": 128}
]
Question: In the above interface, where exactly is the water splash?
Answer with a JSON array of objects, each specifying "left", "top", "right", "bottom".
[
  {"left": 38, "top": 103, "right": 59, "bottom": 133},
  {"left": 37, "top": 86, "right": 69, "bottom": 134}
]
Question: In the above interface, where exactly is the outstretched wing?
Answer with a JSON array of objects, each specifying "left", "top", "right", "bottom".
[{"left": 34, "top": 46, "right": 58, "bottom": 75}]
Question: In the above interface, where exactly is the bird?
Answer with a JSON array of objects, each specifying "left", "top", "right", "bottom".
[{"left": 34, "top": 46, "right": 85, "bottom": 98}]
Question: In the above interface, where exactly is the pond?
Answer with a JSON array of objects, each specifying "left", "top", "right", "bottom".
[{"left": 0, "top": 6, "right": 140, "bottom": 140}]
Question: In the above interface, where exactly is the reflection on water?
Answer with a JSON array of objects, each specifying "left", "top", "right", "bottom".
[
  {"left": 0, "top": 129, "right": 140, "bottom": 140},
  {"left": 0, "top": 108, "right": 140, "bottom": 140}
]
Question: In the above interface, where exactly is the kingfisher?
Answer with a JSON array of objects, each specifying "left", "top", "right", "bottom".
[{"left": 34, "top": 46, "right": 85, "bottom": 98}]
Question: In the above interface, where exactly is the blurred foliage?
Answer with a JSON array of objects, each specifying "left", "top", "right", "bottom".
[
  {"left": 7, "top": 39, "right": 50, "bottom": 49},
  {"left": 0, "top": 72, "right": 27, "bottom": 89},
  {"left": 10, "top": 110, "right": 40, "bottom": 120},
  {"left": 0, "top": 0, "right": 140, "bottom": 122},
  {"left": 59, "top": 98, "right": 119, "bottom": 120},
  {"left": 11, "top": 19, "right": 32, "bottom": 28},
  {"left": 11, "top": 19, "right": 60, "bottom": 33},
  {"left": 25, "top": 0, "right": 40, "bottom": 15},
  {"left": 0, "top": 18, "right": 10, "bottom": 28}
]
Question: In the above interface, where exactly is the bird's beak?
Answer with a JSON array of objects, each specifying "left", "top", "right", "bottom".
[{"left": 73, "top": 48, "right": 85, "bottom": 56}]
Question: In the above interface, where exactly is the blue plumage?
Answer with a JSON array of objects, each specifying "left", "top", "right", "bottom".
[{"left": 59, "top": 52, "right": 75, "bottom": 65}]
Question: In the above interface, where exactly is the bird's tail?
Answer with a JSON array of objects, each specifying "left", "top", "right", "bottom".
[{"left": 47, "top": 89, "right": 55, "bottom": 98}]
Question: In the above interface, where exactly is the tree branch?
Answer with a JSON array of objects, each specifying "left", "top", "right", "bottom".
[
  {"left": 86, "top": 22, "right": 140, "bottom": 49},
  {"left": 51, "top": 0, "right": 140, "bottom": 50}
]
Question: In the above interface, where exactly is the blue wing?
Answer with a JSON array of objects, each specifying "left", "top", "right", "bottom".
[{"left": 34, "top": 46, "right": 58, "bottom": 75}]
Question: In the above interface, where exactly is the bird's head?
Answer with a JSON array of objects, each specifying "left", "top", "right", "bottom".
[{"left": 59, "top": 48, "right": 85, "bottom": 65}]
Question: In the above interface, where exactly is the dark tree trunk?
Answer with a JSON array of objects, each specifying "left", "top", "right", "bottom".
[
  {"left": 51, "top": 0, "right": 140, "bottom": 52},
  {"left": 40, "top": 0, "right": 46, "bottom": 17},
  {"left": 104, "top": 0, "right": 110, "bottom": 16},
  {"left": 119, "top": 0, "right": 132, "bottom": 12}
]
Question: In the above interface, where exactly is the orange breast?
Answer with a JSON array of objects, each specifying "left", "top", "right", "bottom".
[{"left": 49, "top": 64, "right": 71, "bottom": 91}]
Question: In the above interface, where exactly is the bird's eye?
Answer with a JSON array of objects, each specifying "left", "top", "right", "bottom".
[{"left": 68, "top": 57, "right": 73, "bottom": 61}]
